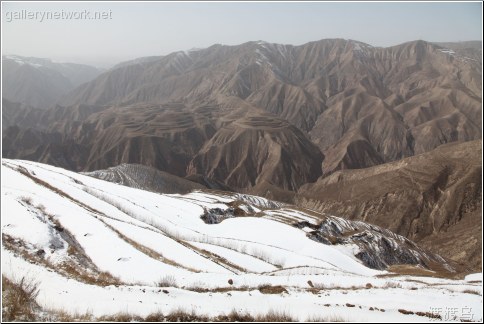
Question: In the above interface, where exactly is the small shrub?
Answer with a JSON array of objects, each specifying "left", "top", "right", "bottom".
[
  {"left": 2, "top": 275, "right": 40, "bottom": 321},
  {"left": 157, "top": 275, "right": 177, "bottom": 288},
  {"left": 258, "top": 284, "right": 287, "bottom": 294},
  {"left": 398, "top": 309, "right": 414, "bottom": 315},
  {"left": 186, "top": 281, "right": 208, "bottom": 292},
  {"left": 273, "top": 257, "right": 286, "bottom": 268},
  {"left": 66, "top": 245, "right": 77, "bottom": 256},
  {"left": 383, "top": 281, "right": 402, "bottom": 289},
  {"left": 36, "top": 204, "right": 46, "bottom": 213},
  {"left": 415, "top": 311, "right": 442, "bottom": 320},
  {"left": 19, "top": 196, "right": 33, "bottom": 205},
  {"left": 313, "top": 282, "right": 336, "bottom": 290},
  {"left": 145, "top": 311, "right": 165, "bottom": 321}
]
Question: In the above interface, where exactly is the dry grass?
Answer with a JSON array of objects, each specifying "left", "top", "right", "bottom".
[
  {"left": 144, "top": 312, "right": 165, "bottom": 322},
  {"left": 157, "top": 275, "right": 178, "bottom": 288},
  {"left": 214, "top": 309, "right": 256, "bottom": 322},
  {"left": 82, "top": 187, "right": 197, "bottom": 272},
  {"left": 2, "top": 276, "right": 91, "bottom": 321},
  {"left": 258, "top": 284, "right": 288, "bottom": 294},
  {"left": 186, "top": 285, "right": 251, "bottom": 294},
  {"left": 185, "top": 244, "right": 246, "bottom": 273},
  {"left": 2, "top": 234, "right": 52, "bottom": 269},
  {"left": 59, "top": 262, "right": 121, "bottom": 286},
  {"left": 309, "top": 282, "right": 363, "bottom": 291},
  {"left": 382, "top": 281, "right": 403, "bottom": 289},
  {"left": 255, "top": 309, "right": 295, "bottom": 322},
  {"left": 96, "top": 307, "right": 296, "bottom": 322},
  {"left": 66, "top": 245, "right": 77, "bottom": 256},
  {"left": 3, "top": 234, "right": 121, "bottom": 287},
  {"left": 16, "top": 166, "right": 100, "bottom": 215},
  {"left": 463, "top": 289, "right": 481, "bottom": 295},
  {"left": 2, "top": 288, "right": 301, "bottom": 323},
  {"left": 97, "top": 313, "right": 144, "bottom": 322},
  {"left": 164, "top": 308, "right": 209, "bottom": 322},
  {"left": 306, "top": 314, "right": 346, "bottom": 322},
  {"left": 19, "top": 195, "right": 33, "bottom": 205},
  {"left": 84, "top": 186, "right": 244, "bottom": 274},
  {"left": 398, "top": 309, "right": 415, "bottom": 315},
  {"left": 107, "top": 223, "right": 188, "bottom": 270},
  {"left": 2, "top": 275, "right": 40, "bottom": 321},
  {"left": 44, "top": 309, "right": 93, "bottom": 322},
  {"left": 251, "top": 248, "right": 286, "bottom": 268},
  {"left": 415, "top": 311, "right": 442, "bottom": 320},
  {"left": 312, "top": 282, "right": 337, "bottom": 290},
  {"left": 379, "top": 264, "right": 457, "bottom": 279},
  {"left": 405, "top": 278, "right": 429, "bottom": 285}
]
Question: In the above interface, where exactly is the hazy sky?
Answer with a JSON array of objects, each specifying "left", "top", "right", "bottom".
[{"left": 2, "top": 1, "right": 482, "bottom": 67}]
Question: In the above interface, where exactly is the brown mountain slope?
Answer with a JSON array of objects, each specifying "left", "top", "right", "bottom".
[
  {"left": 297, "top": 140, "right": 482, "bottom": 271},
  {"left": 187, "top": 114, "right": 324, "bottom": 191},
  {"left": 2, "top": 126, "right": 89, "bottom": 171},
  {"left": 74, "top": 102, "right": 218, "bottom": 176},
  {"left": 3, "top": 101, "right": 322, "bottom": 192},
  {"left": 56, "top": 39, "right": 481, "bottom": 174},
  {"left": 309, "top": 90, "right": 413, "bottom": 173},
  {"left": 3, "top": 39, "right": 481, "bottom": 184}
]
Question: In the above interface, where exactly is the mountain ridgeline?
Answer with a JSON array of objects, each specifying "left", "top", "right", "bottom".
[
  {"left": 2, "top": 55, "right": 103, "bottom": 109},
  {"left": 4, "top": 39, "right": 481, "bottom": 178}
]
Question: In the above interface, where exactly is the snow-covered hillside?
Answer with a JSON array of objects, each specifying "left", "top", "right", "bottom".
[{"left": 2, "top": 159, "right": 482, "bottom": 321}]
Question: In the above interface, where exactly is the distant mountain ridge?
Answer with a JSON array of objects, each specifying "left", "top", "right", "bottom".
[
  {"left": 2, "top": 55, "right": 103, "bottom": 109},
  {"left": 3, "top": 39, "right": 481, "bottom": 180},
  {"left": 56, "top": 39, "right": 481, "bottom": 174}
]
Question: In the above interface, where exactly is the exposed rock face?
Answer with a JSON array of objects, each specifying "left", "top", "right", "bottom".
[
  {"left": 297, "top": 140, "right": 482, "bottom": 272},
  {"left": 293, "top": 215, "right": 451, "bottom": 271}
]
